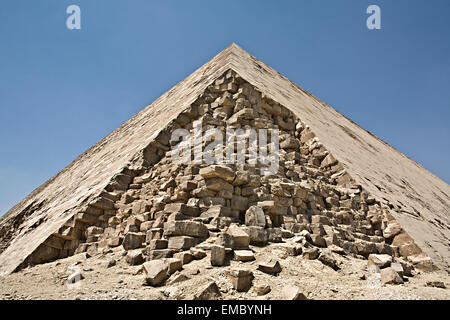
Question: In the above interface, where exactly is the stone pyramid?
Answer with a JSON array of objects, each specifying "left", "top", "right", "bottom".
[{"left": 0, "top": 43, "right": 449, "bottom": 282}]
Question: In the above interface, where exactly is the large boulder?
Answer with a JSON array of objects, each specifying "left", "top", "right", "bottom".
[
  {"left": 194, "top": 281, "right": 222, "bottom": 300},
  {"left": 143, "top": 260, "right": 168, "bottom": 286},
  {"left": 257, "top": 259, "right": 282, "bottom": 275},
  {"left": 225, "top": 269, "right": 254, "bottom": 292},
  {"left": 318, "top": 250, "right": 339, "bottom": 270},
  {"left": 122, "top": 232, "right": 145, "bottom": 250},
  {"left": 210, "top": 245, "right": 226, "bottom": 266},
  {"left": 125, "top": 250, "right": 144, "bottom": 265},
  {"left": 380, "top": 267, "right": 404, "bottom": 285},
  {"left": 165, "top": 220, "right": 209, "bottom": 238},
  {"left": 368, "top": 254, "right": 392, "bottom": 269},
  {"left": 200, "top": 165, "right": 235, "bottom": 182},
  {"left": 243, "top": 226, "right": 267, "bottom": 246},
  {"left": 227, "top": 225, "right": 250, "bottom": 249},
  {"left": 407, "top": 254, "right": 438, "bottom": 272},
  {"left": 168, "top": 236, "right": 197, "bottom": 250},
  {"left": 234, "top": 250, "right": 255, "bottom": 262},
  {"left": 205, "top": 178, "right": 233, "bottom": 192},
  {"left": 162, "top": 258, "right": 183, "bottom": 274},
  {"left": 245, "top": 206, "right": 266, "bottom": 227},
  {"left": 164, "top": 203, "right": 200, "bottom": 217}
]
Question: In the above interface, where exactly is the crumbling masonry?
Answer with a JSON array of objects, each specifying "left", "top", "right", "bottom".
[{"left": 0, "top": 44, "right": 448, "bottom": 281}]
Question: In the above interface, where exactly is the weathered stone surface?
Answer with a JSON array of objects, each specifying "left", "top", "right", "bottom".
[
  {"left": 139, "top": 221, "right": 153, "bottom": 232},
  {"left": 173, "top": 251, "right": 194, "bottom": 265},
  {"left": 149, "top": 239, "right": 168, "bottom": 250},
  {"left": 234, "top": 250, "right": 255, "bottom": 262},
  {"left": 179, "top": 181, "right": 197, "bottom": 191},
  {"left": 210, "top": 245, "right": 226, "bottom": 266},
  {"left": 126, "top": 250, "right": 144, "bottom": 265},
  {"left": 227, "top": 225, "right": 250, "bottom": 249},
  {"left": 310, "top": 234, "right": 327, "bottom": 247},
  {"left": 408, "top": 254, "right": 438, "bottom": 272},
  {"left": 164, "top": 203, "right": 199, "bottom": 217},
  {"left": 368, "top": 254, "right": 392, "bottom": 269},
  {"left": 355, "top": 240, "right": 378, "bottom": 256},
  {"left": 318, "top": 250, "right": 339, "bottom": 270},
  {"left": 191, "top": 248, "right": 207, "bottom": 260},
  {"left": 395, "top": 257, "right": 414, "bottom": 276},
  {"left": 390, "top": 262, "right": 404, "bottom": 278},
  {"left": 85, "top": 244, "right": 99, "bottom": 258},
  {"left": 282, "top": 229, "right": 294, "bottom": 239},
  {"left": 201, "top": 206, "right": 233, "bottom": 219},
  {"left": 216, "top": 232, "right": 234, "bottom": 249},
  {"left": 200, "top": 165, "right": 235, "bottom": 182},
  {"left": 257, "top": 259, "right": 282, "bottom": 274},
  {"left": 166, "top": 273, "right": 190, "bottom": 285},
  {"left": 310, "top": 223, "right": 326, "bottom": 236},
  {"left": 280, "top": 138, "right": 300, "bottom": 150},
  {"left": 122, "top": 232, "right": 145, "bottom": 250},
  {"left": 257, "top": 201, "right": 275, "bottom": 211},
  {"left": 165, "top": 221, "right": 209, "bottom": 238},
  {"left": 245, "top": 206, "right": 266, "bottom": 227},
  {"left": 104, "top": 258, "right": 116, "bottom": 268},
  {"left": 168, "top": 236, "right": 197, "bottom": 250},
  {"left": 243, "top": 226, "right": 267, "bottom": 246},
  {"left": 311, "top": 215, "right": 330, "bottom": 225},
  {"left": 426, "top": 281, "right": 446, "bottom": 289},
  {"left": 163, "top": 258, "right": 183, "bottom": 274},
  {"left": 226, "top": 269, "right": 253, "bottom": 292},
  {"left": 328, "top": 244, "right": 346, "bottom": 255},
  {"left": 321, "top": 154, "right": 338, "bottom": 168},
  {"left": 85, "top": 226, "right": 103, "bottom": 238},
  {"left": 147, "top": 249, "right": 175, "bottom": 260},
  {"left": 194, "top": 281, "right": 222, "bottom": 300},
  {"left": 228, "top": 108, "right": 255, "bottom": 124},
  {"left": 275, "top": 243, "right": 302, "bottom": 256},
  {"left": 383, "top": 222, "right": 402, "bottom": 239},
  {"left": 143, "top": 260, "right": 168, "bottom": 286},
  {"left": 266, "top": 228, "right": 283, "bottom": 243},
  {"left": 146, "top": 228, "right": 163, "bottom": 243},
  {"left": 205, "top": 178, "right": 233, "bottom": 192},
  {"left": 303, "top": 248, "right": 320, "bottom": 260},
  {"left": 90, "top": 197, "right": 115, "bottom": 210},
  {"left": 233, "top": 171, "right": 248, "bottom": 185},
  {"left": 380, "top": 267, "right": 404, "bottom": 285},
  {"left": 253, "top": 284, "right": 271, "bottom": 296},
  {"left": 167, "top": 212, "right": 191, "bottom": 223}
]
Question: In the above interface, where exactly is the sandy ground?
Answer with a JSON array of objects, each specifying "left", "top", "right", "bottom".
[{"left": 0, "top": 243, "right": 449, "bottom": 300}]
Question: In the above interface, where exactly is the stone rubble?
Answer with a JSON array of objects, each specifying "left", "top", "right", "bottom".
[{"left": 7, "top": 69, "right": 437, "bottom": 296}]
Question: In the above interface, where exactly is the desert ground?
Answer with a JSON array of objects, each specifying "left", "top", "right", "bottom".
[{"left": 1, "top": 241, "right": 448, "bottom": 300}]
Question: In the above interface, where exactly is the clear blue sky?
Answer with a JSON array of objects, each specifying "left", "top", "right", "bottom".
[{"left": 0, "top": 0, "right": 449, "bottom": 216}]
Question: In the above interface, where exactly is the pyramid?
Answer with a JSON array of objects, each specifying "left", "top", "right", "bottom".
[{"left": 0, "top": 43, "right": 449, "bottom": 280}]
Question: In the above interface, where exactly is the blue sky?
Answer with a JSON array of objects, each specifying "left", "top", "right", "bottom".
[{"left": 0, "top": 0, "right": 449, "bottom": 216}]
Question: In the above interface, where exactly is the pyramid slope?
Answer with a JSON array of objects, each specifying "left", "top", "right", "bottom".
[
  {"left": 226, "top": 44, "right": 450, "bottom": 270},
  {"left": 0, "top": 45, "right": 234, "bottom": 276},
  {"left": 0, "top": 44, "right": 448, "bottom": 276}
]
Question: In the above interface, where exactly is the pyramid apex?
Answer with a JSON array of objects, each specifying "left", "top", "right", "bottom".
[{"left": 224, "top": 42, "right": 246, "bottom": 54}]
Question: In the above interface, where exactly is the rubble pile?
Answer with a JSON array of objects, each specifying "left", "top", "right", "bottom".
[{"left": 16, "top": 70, "right": 435, "bottom": 293}]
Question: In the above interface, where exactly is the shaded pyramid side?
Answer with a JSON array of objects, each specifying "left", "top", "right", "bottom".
[{"left": 4, "top": 69, "right": 437, "bottom": 282}]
